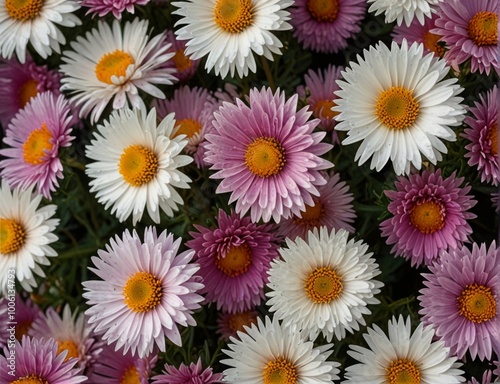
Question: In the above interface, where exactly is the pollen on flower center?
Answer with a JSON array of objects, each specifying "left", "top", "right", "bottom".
[
  {"left": 423, "top": 31, "right": 445, "bottom": 57},
  {"left": 263, "top": 357, "right": 298, "bottom": 384},
  {"left": 488, "top": 124, "right": 498, "bottom": 155},
  {"left": 215, "top": 243, "right": 253, "bottom": 277},
  {"left": 409, "top": 200, "right": 445, "bottom": 234},
  {"left": 119, "top": 145, "right": 159, "bottom": 187},
  {"left": 57, "top": 340, "right": 79, "bottom": 362},
  {"left": 312, "top": 99, "right": 338, "bottom": 120},
  {"left": 95, "top": 50, "right": 135, "bottom": 84},
  {"left": 457, "top": 283, "right": 497, "bottom": 323},
  {"left": 305, "top": 266, "right": 343, "bottom": 304},
  {"left": 227, "top": 310, "right": 258, "bottom": 333},
  {"left": 245, "top": 137, "right": 286, "bottom": 177},
  {"left": 123, "top": 271, "right": 163, "bottom": 313},
  {"left": 376, "top": 86, "right": 420, "bottom": 130},
  {"left": 121, "top": 365, "right": 140, "bottom": 384},
  {"left": 5, "top": 0, "right": 43, "bottom": 21},
  {"left": 19, "top": 78, "right": 38, "bottom": 109},
  {"left": 386, "top": 359, "right": 421, "bottom": 384},
  {"left": 22, "top": 123, "right": 53, "bottom": 165},
  {"left": 293, "top": 199, "right": 325, "bottom": 227},
  {"left": 11, "top": 375, "right": 48, "bottom": 384},
  {"left": 173, "top": 49, "right": 192, "bottom": 73},
  {"left": 214, "top": 0, "right": 253, "bottom": 34},
  {"left": 468, "top": 11, "right": 498, "bottom": 46},
  {"left": 0, "top": 218, "right": 26, "bottom": 255},
  {"left": 307, "top": 0, "right": 339, "bottom": 23},
  {"left": 174, "top": 118, "right": 202, "bottom": 139}
]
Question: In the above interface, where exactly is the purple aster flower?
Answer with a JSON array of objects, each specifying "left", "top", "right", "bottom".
[
  {"left": 468, "top": 370, "right": 494, "bottom": 384},
  {"left": 163, "top": 30, "right": 200, "bottom": 83},
  {"left": 419, "top": 242, "right": 500, "bottom": 361},
  {"left": 186, "top": 209, "right": 281, "bottom": 313},
  {"left": 0, "top": 336, "right": 87, "bottom": 383},
  {"left": 205, "top": 87, "right": 333, "bottom": 223},
  {"left": 151, "top": 358, "right": 223, "bottom": 384},
  {"left": 380, "top": 169, "right": 477, "bottom": 267},
  {"left": 290, "top": 0, "right": 366, "bottom": 53},
  {"left": 433, "top": 0, "right": 499, "bottom": 75},
  {"left": 0, "top": 294, "right": 41, "bottom": 348},
  {"left": 462, "top": 85, "right": 499, "bottom": 186},
  {"left": 216, "top": 308, "right": 260, "bottom": 341},
  {"left": 0, "top": 92, "right": 75, "bottom": 199},
  {"left": 81, "top": 0, "right": 149, "bottom": 19}
]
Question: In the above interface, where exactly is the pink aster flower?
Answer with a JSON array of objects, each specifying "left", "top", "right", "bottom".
[
  {"left": 468, "top": 371, "right": 494, "bottom": 384},
  {"left": 462, "top": 86, "right": 499, "bottom": 186},
  {"left": 152, "top": 358, "right": 223, "bottom": 384},
  {"left": 433, "top": 0, "right": 499, "bottom": 74},
  {"left": 216, "top": 309, "right": 260, "bottom": 341},
  {"left": 186, "top": 209, "right": 281, "bottom": 313},
  {"left": 83, "top": 227, "right": 204, "bottom": 358},
  {"left": 205, "top": 87, "right": 333, "bottom": 223},
  {"left": 0, "top": 294, "right": 41, "bottom": 348},
  {"left": 81, "top": 0, "right": 149, "bottom": 19},
  {"left": 0, "top": 336, "right": 87, "bottom": 383},
  {"left": 0, "top": 92, "right": 74, "bottom": 199},
  {"left": 380, "top": 169, "right": 477, "bottom": 267},
  {"left": 419, "top": 242, "right": 500, "bottom": 361},
  {"left": 276, "top": 172, "right": 356, "bottom": 241},
  {"left": 163, "top": 30, "right": 200, "bottom": 83},
  {"left": 290, "top": 0, "right": 366, "bottom": 53}
]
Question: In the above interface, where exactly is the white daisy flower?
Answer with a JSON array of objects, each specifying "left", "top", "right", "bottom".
[
  {"left": 0, "top": 0, "right": 81, "bottom": 63},
  {"left": 85, "top": 107, "right": 193, "bottom": 225},
  {"left": 367, "top": 0, "right": 442, "bottom": 26},
  {"left": 266, "top": 226, "right": 384, "bottom": 342},
  {"left": 334, "top": 39, "right": 465, "bottom": 175},
  {"left": 172, "top": 0, "right": 293, "bottom": 79},
  {"left": 0, "top": 180, "right": 59, "bottom": 293},
  {"left": 60, "top": 18, "right": 177, "bottom": 124},
  {"left": 221, "top": 315, "right": 340, "bottom": 384},
  {"left": 343, "top": 315, "right": 465, "bottom": 384}
]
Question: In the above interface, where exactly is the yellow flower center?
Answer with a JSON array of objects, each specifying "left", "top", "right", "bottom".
[
  {"left": 215, "top": 243, "right": 252, "bottom": 277},
  {"left": 312, "top": 99, "right": 338, "bottom": 120},
  {"left": 18, "top": 79, "right": 38, "bottom": 109},
  {"left": 214, "top": 0, "right": 253, "bottom": 34},
  {"left": 57, "top": 340, "right": 79, "bottom": 362},
  {"left": 307, "top": 0, "right": 339, "bottom": 22},
  {"left": 245, "top": 137, "right": 286, "bottom": 177},
  {"left": 22, "top": 123, "right": 53, "bottom": 165},
  {"left": 227, "top": 310, "right": 258, "bottom": 334},
  {"left": 121, "top": 365, "right": 140, "bottom": 384},
  {"left": 118, "top": 145, "right": 159, "bottom": 187},
  {"left": 457, "top": 283, "right": 497, "bottom": 323},
  {"left": 386, "top": 359, "right": 421, "bottom": 384},
  {"left": 123, "top": 271, "right": 163, "bottom": 313},
  {"left": 304, "top": 266, "right": 343, "bottom": 304},
  {"left": 5, "top": 0, "right": 43, "bottom": 21},
  {"left": 0, "top": 218, "right": 26, "bottom": 255},
  {"left": 468, "top": 11, "right": 498, "bottom": 46},
  {"left": 409, "top": 201, "right": 444, "bottom": 234},
  {"left": 174, "top": 118, "right": 202, "bottom": 139},
  {"left": 375, "top": 86, "right": 419, "bottom": 130},
  {"left": 489, "top": 124, "right": 498, "bottom": 156},
  {"left": 422, "top": 31, "right": 445, "bottom": 57},
  {"left": 263, "top": 357, "right": 298, "bottom": 384},
  {"left": 15, "top": 321, "right": 33, "bottom": 339},
  {"left": 173, "top": 49, "right": 192, "bottom": 73},
  {"left": 95, "top": 50, "right": 135, "bottom": 84},
  {"left": 292, "top": 199, "right": 325, "bottom": 227},
  {"left": 11, "top": 376, "right": 48, "bottom": 384}
]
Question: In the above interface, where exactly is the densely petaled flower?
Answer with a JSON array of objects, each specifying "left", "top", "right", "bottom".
[
  {"left": 432, "top": 0, "right": 499, "bottom": 75},
  {"left": 81, "top": 0, "right": 149, "bottom": 19},
  {"left": 0, "top": 92, "right": 74, "bottom": 199},
  {"left": 367, "top": 0, "right": 442, "bottom": 26},
  {"left": 205, "top": 87, "right": 333, "bottom": 223},
  {"left": 85, "top": 107, "right": 192, "bottom": 225},
  {"left": 186, "top": 209, "right": 280, "bottom": 313},
  {"left": 343, "top": 315, "right": 465, "bottom": 384},
  {"left": 290, "top": 0, "right": 366, "bottom": 54},
  {"left": 0, "top": 293, "right": 41, "bottom": 348},
  {"left": 0, "top": 180, "right": 59, "bottom": 293},
  {"left": 172, "top": 0, "right": 293, "bottom": 78},
  {"left": 60, "top": 19, "right": 176, "bottom": 123},
  {"left": 380, "top": 169, "right": 477, "bottom": 267},
  {"left": 419, "top": 243, "right": 500, "bottom": 361},
  {"left": 267, "top": 227, "right": 383, "bottom": 342},
  {"left": 163, "top": 29, "right": 200, "bottom": 83},
  {"left": 334, "top": 40, "right": 465, "bottom": 175},
  {"left": 0, "top": 336, "right": 87, "bottom": 383},
  {"left": 0, "top": 0, "right": 81, "bottom": 63},
  {"left": 462, "top": 85, "right": 499, "bottom": 186},
  {"left": 216, "top": 308, "right": 260, "bottom": 341},
  {"left": 152, "top": 358, "right": 224, "bottom": 384},
  {"left": 221, "top": 316, "right": 340, "bottom": 383},
  {"left": 83, "top": 227, "right": 204, "bottom": 358},
  {"left": 276, "top": 172, "right": 356, "bottom": 241}
]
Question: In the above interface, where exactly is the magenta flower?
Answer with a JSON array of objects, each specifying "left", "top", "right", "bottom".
[
  {"left": 0, "top": 294, "right": 41, "bottom": 349},
  {"left": 187, "top": 209, "right": 280, "bottom": 313},
  {"left": 380, "top": 169, "right": 477, "bottom": 267},
  {"left": 205, "top": 87, "right": 333, "bottom": 223},
  {"left": 462, "top": 85, "right": 499, "bottom": 186},
  {"left": 419, "top": 242, "right": 500, "bottom": 361},
  {"left": 216, "top": 309, "right": 260, "bottom": 341},
  {"left": 0, "top": 92, "right": 74, "bottom": 199},
  {"left": 152, "top": 358, "right": 223, "bottom": 384},
  {"left": 81, "top": 0, "right": 149, "bottom": 19},
  {"left": 290, "top": 0, "right": 366, "bottom": 53},
  {"left": 433, "top": 0, "right": 499, "bottom": 74}
]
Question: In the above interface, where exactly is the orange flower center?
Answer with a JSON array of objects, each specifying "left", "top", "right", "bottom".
[
  {"left": 173, "top": 49, "right": 192, "bottom": 73},
  {"left": 304, "top": 266, "right": 343, "bottom": 304},
  {"left": 386, "top": 359, "right": 421, "bottom": 384},
  {"left": 468, "top": 11, "right": 498, "bottom": 46},
  {"left": 409, "top": 201, "right": 445, "bottom": 234},
  {"left": 263, "top": 357, "right": 297, "bottom": 384},
  {"left": 307, "top": 0, "right": 339, "bottom": 22},
  {"left": 118, "top": 145, "right": 159, "bottom": 187},
  {"left": 121, "top": 365, "right": 141, "bottom": 384},
  {"left": 422, "top": 31, "right": 445, "bottom": 57},
  {"left": 376, "top": 86, "right": 420, "bottom": 130},
  {"left": 215, "top": 243, "right": 252, "bottom": 277},
  {"left": 312, "top": 99, "right": 338, "bottom": 120},
  {"left": 22, "top": 123, "right": 53, "bottom": 165},
  {"left": 174, "top": 118, "right": 202, "bottom": 139},
  {"left": 292, "top": 199, "right": 325, "bottom": 227},
  {"left": 11, "top": 376, "right": 48, "bottom": 384},
  {"left": 123, "top": 271, "right": 163, "bottom": 313},
  {"left": 489, "top": 124, "right": 498, "bottom": 156},
  {"left": 0, "top": 218, "right": 26, "bottom": 255},
  {"left": 214, "top": 0, "right": 253, "bottom": 34},
  {"left": 5, "top": 0, "right": 43, "bottom": 21},
  {"left": 57, "top": 340, "right": 79, "bottom": 362},
  {"left": 457, "top": 283, "right": 497, "bottom": 323},
  {"left": 18, "top": 79, "right": 38, "bottom": 109},
  {"left": 245, "top": 137, "right": 286, "bottom": 177},
  {"left": 95, "top": 50, "right": 135, "bottom": 84}
]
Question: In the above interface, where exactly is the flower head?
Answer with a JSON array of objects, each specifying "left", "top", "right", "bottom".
[
  {"left": 368, "top": 0, "right": 443, "bottom": 26},
  {"left": 152, "top": 358, "right": 223, "bottom": 384},
  {"left": 163, "top": 29, "right": 200, "bottom": 82},
  {"left": 0, "top": 294, "right": 41, "bottom": 348},
  {"left": 81, "top": 0, "right": 149, "bottom": 19}
]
